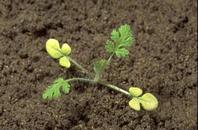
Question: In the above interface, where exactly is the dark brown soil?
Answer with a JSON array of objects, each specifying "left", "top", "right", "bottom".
[{"left": 0, "top": 0, "right": 197, "bottom": 130}]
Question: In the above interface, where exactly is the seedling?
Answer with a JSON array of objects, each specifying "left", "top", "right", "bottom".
[{"left": 42, "top": 24, "right": 158, "bottom": 111}]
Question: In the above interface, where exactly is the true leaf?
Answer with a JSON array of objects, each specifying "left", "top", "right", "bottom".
[
  {"left": 118, "top": 24, "right": 133, "bottom": 47},
  {"left": 105, "top": 24, "right": 134, "bottom": 58},
  {"left": 46, "top": 39, "right": 63, "bottom": 59},
  {"left": 111, "top": 29, "right": 120, "bottom": 42},
  {"left": 94, "top": 59, "right": 108, "bottom": 81},
  {"left": 115, "top": 48, "right": 129, "bottom": 58},
  {"left": 105, "top": 40, "right": 115, "bottom": 53},
  {"left": 42, "top": 78, "right": 70, "bottom": 100}
]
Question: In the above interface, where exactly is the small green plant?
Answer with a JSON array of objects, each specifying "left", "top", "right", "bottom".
[{"left": 42, "top": 24, "right": 158, "bottom": 111}]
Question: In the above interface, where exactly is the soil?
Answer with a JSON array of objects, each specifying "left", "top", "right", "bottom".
[{"left": 0, "top": 0, "right": 197, "bottom": 130}]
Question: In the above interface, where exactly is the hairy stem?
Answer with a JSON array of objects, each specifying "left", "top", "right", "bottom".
[
  {"left": 66, "top": 77, "right": 131, "bottom": 97},
  {"left": 66, "top": 54, "right": 131, "bottom": 97},
  {"left": 97, "top": 80, "right": 130, "bottom": 97},
  {"left": 68, "top": 57, "right": 89, "bottom": 74},
  {"left": 94, "top": 54, "right": 114, "bottom": 81},
  {"left": 107, "top": 54, "right": 114, "bottom": 64}
]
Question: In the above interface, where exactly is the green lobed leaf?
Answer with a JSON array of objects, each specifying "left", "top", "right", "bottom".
[
  {"left": 105, "top": 24, "right": 134, "bottom": 58},
  {"left": 62, "top": 82, "right": 70, "bottom": 93},
  {"left": 105, "top": 40, "right": 115, "bottom": 53},
  {"left": 118, "top": 24, "right": 133, "bottom": 47},
  {"left": 115, "top": 48, "right": 129, "bottom": 58},
  {"left": 93, "top": 59, "right": 108, "bottom": 81},
  {"left": 111, "top": 29, "right": 120, "bottom": 42},
  {"left": 42, "top": 78, "right": 70, "bottom": 100}
]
